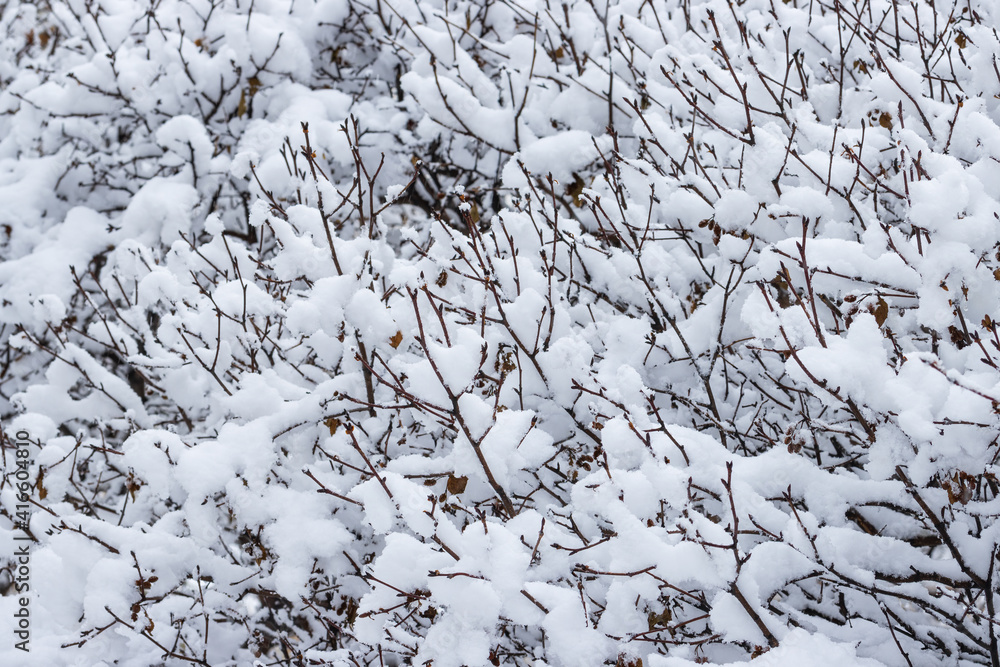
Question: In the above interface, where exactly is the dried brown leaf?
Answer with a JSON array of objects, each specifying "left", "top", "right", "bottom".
[
  {"left": 446, "top": 474, "right": 468, "bottom": 495},
  {"left": 874, "top": 297, "right": 889, "bottom": 327}
]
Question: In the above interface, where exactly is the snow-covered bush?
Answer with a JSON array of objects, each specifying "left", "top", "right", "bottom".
[{"left": 2, "top": 0, "right": 1000, "bottom": 665}]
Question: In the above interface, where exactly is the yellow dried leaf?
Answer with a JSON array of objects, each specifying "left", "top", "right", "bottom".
[
  {"left": 469, "top": 201, "right": 481, "bottom": 224},
  {"left": 566, "top": 173, "right": 587, "bottom": 207},
  {"left": 325, "top": 417, "right": 342, "bottom": 435},
  {"left": 389, "top": 331, "right": 403, "bottom": 348}
]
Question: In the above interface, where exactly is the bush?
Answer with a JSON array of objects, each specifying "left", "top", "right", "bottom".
[{"left": 2, "top": 0, "right": 1000, "bottom": 665}]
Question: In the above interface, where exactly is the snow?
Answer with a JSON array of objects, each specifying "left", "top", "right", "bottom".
[
  {"left": 121, "top": 179, "right": 200, "bottom": 244},
  {"left": 516, "top": 130, "right": 612, "bottom": 184},
  {"left": 3, "top": 0, "right": 1000, "bottom": 665},
  {"left": 651, "top": 628, "right": 887, "bottom": 666}
]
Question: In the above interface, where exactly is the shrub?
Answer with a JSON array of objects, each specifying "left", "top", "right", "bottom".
[{"left": 2, "top": 0, "right": 1000, "bottom": 665}]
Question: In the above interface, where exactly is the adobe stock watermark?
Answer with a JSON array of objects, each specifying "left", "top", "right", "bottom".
[{"left": 9, "top": 429, "right": 34, "bottom": 653}]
